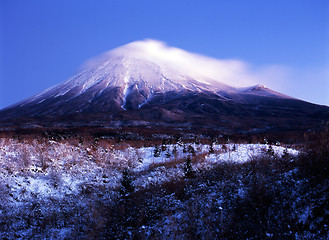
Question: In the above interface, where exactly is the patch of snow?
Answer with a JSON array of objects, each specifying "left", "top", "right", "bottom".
[
  {"left": 0, "top": 138, "right": 300, "bottom": 210},
  {"left": 121, "top": 71, "right": 130, "bottom": 110}
]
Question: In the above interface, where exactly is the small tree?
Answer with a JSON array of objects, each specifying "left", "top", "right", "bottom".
[
  {"left": 222, "top": 144, "right": 228, "bottom": 152},
  {"left": 173, "top": 145, "right": 178, "bottom": 154},
  {"left": 267, "top": 145, "right": 274, "bottom": 156},
  {"left": 209, "top": 144, "right": 214, "bottom": 153},
  {"left": 120, "top": 168, "right": 134, "bottom": 196},
  {"left": 161, "top": 139, "right": 167, "bottom": 152},
  {"left": 154, "top": 145, "right": 161, "bottom": 157},
  {"left": 263, "top": 138, "right": 268, "bottom": 145},
  {"left": 232, "top": 144, "right": 236, "bottom": 151},
  {"left": 184, "top": 157, "right": 194, "bottom": 178},
  {"left": 165, "top": 150, "right": 171, "bottom": 158},
  {"left": 194, "top": 136, "right": 199, "bottom": 144},
  {"left": 188, "top": 145, "right": 196, "bottom": 156},
  {"left": 209, "top": 139, "right": 215, "bottom": 154},
  {"left": 183, "top": 144, "right": 187, "bottom": 153}
]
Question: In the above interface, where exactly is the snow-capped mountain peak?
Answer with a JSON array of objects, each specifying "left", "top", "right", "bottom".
[
  {"left": 79, "top": 39, "right": 236, "bottom": 92},
  {"left": 15, "top": 39, "right": 244, "bottom": 108},
  {"left": 2, "top": 39, "right": 325, "bottom": 134}
]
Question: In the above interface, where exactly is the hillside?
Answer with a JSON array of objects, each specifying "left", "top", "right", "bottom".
[
  {"left": 1, "top": 40, "right": 328, "bottom": 134},
  {"left": 0, "top": 133, "right": 328, "bottom": 239}
]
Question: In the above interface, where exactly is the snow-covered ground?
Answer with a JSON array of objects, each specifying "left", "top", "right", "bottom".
[
  {"left": 2, "top": 136, "right": 328, "bottom": 240},
  {"left": 0, "top": 137, "right": 298, "bottom": 203},
  {"left": 8, "top": 136, "right": 329, "bottom": 240}
]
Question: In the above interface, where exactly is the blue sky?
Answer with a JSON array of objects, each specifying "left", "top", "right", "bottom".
[{"left": 1, "top": 0, "right": 328, "bottom": 109}]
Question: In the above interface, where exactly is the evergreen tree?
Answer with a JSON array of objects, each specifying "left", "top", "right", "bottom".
[
  {"left": 120, "top": 168, "right": 134, "bottom": 196},
  {"left": 161, "top": 139, "right": 167, "bottom": 152},
  {"left": 267, "top": 145, "right": 274, "bottom": 156},
  {"left": 184, "top": 157, "right": 194, "bottom": 178},
  {"left": 183, "top": 144, "right": 187, "bottom": 153},
  {"left": 173, "top": 145, "right": 178, "bottom": 155},
  {"left": 232, "top": 144, "right": 236, "bottom": 151},
  {"left": 209, "top": 143, "right": 214, "bottom": 154},
  {"left": 188, "top": 145, "right": 196, "bottom": 156},
  {"left": 154, "top": 145, "right": 161, "bottom": 157},
  {"left": 165, "top": 150, "right": 171, "bottom": 158}
]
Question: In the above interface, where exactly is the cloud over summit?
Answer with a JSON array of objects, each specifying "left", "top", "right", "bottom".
[{"left": 84, "top": 39, "right": 289, "bottom": 89}]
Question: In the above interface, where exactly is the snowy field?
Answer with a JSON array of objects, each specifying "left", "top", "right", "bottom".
[
  {"left": 0, "top": 137, "right": 298, "bottom": 204},
  {"left": 0, "top": 137, "right": 302, "bottom": 239}
]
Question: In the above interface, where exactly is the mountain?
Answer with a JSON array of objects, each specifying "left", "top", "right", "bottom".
[{"left": 0, "top": 39, "right": 329, "bottom": 134}]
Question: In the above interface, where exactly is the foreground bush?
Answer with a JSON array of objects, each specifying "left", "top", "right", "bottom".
[{"left": 0, "top": 135, "right": 328, "bottom": 239}]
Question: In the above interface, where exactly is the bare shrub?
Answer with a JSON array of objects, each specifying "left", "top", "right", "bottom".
[
  {"left": 48, "top": 170, "right": 62, "bottom": 189},
  {"left": 0, "top": 181, "right": 9, "bottom": 203},
  {"left": 297, "top": 132, "right": 329, "bottom": 184},
  {"left": 20, "top": 148, "right": 31, "bottom": 170}
]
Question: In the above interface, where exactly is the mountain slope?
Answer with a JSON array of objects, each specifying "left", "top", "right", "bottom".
[{"left": 0, "top": 39, "right": 328, "bottom": 133}]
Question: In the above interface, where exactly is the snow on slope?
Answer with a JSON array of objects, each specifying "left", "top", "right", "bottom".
[
  {"left": 0, "top": 137, "right": 301, "bottom": 239},
  {"left": 7, "top": 39, "right": 289, "bottom": 109},
  {"left": 0, "top": 137, "right": 299, "bottom": 200},
  {"left": 238, "top": 84, "right": 294, "bottom": 98}
]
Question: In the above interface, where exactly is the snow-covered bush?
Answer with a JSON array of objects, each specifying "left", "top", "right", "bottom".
[{"left": 0, "top": 133, "right": 328, "bottom": 239}]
